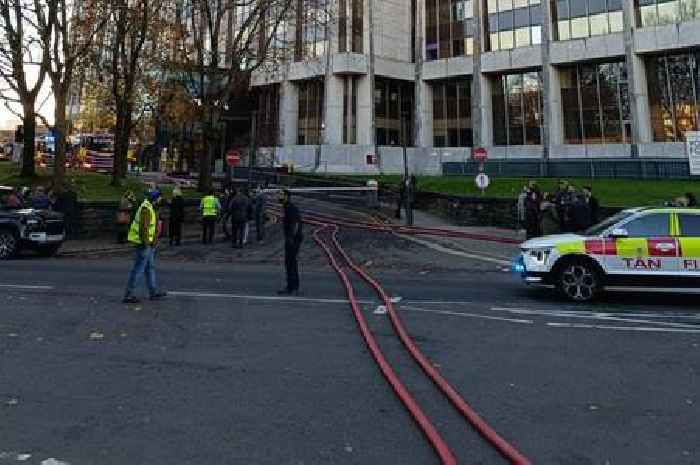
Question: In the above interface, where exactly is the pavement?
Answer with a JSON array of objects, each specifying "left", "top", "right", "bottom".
[{"left": 1, "top": 199, "right": 699, "bottom": 465}]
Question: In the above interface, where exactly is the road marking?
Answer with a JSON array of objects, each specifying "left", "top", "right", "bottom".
[
  {"left": 170, "top": 291, "right": 375, "bottom": 305},
  {"left": 547, "top": 322, "right": 700, "bottom": 334},
  {"left": 401, "top": 305, "right": 533, "bottom": 324},
  {"left": 0, "top": 284, "right": 54, "bottom": 290},
  {"left": 395, "top": 234, "right": 512, "bottom": 266},
  {"left": 490, "top": 307, "right": 700, "bottom": 329}
]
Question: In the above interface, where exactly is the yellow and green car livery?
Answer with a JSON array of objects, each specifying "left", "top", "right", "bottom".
[{"left": 519, "top": 207, "right": 700, "bottom": 302}]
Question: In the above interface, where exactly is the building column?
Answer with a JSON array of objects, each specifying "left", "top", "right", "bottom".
[
  {"left": 324, "top": 74, "right": 345, "bottom": 145},
  {"left": 279, "top": 80, "right": 299, "bottom": 146},
  {"left": 623, "top": 0, "right": 652, "bottom": 154},
  {"left": 541, "top": 0, "right": 557, "bottom": 156},
  {"left": 417, "top": 81, "right": 434, "bottom": 147},
  {"left": 471, "top": 0, "right": 491, "bottom": 148},
  {"left": 356, "top": 74, "right": 374, "bottom": 145}
]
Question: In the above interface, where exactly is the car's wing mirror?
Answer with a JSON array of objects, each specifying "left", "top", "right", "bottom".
[{"left": 609, "top": 228, "right": 629, "bottom": 238}]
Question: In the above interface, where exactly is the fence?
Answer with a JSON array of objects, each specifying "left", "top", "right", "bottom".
[{"left": 442, "top": 159, "right": 694, "bottom": 180}]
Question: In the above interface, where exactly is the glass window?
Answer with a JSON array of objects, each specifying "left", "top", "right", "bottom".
[
  {"left": 623, "top": 214, "right": 670, "bottom": 236},
  {"left": 570, "top": 16, "right": 589, "bottom": 38},
  {"left": 680, "top": 0, "right": 700, "bottom": 19},
  {"left": 493, "top": 71, "right": 542, "bottom": 145},
  {"left": 515, "top": 27, "right": 531, "bottom": 46},
  {"left": 561, "top": 67, "right": 583, "bottom": 143},
  {"left": 531, "top": 25, "right": 542, "bottom": 43},
  {"left": 514, "top": 6, "right": 530, "bottom": 26},
  {"left": 558, "top": 20, "right": 571, "bottom": 40},
  {"left": 426, "top": 0, "right": 475, "bottom": 60},
  {"left": 500, "top": 30, "right": 515, "bottom": 48},
  {"left": 297, "top": 79, "right": 324, "bottom": 145},
  {"left": 678, "top": 214, "right": 700, "bottom": 236},
  {"left": 590, "top": 12, "right": 610, "bottom": 35},
  {"left": 485, "top": 0, "right": 539, "bottom": 50},
  {"left": 376, "top": 78, "right": 414, "bottom": 147},
  {"left": 657, "top": 0, "right": 680, "bottom": 23},
  {"left": 432, "top": 78, "right": 473, "bottom": 147},
  {"left": 609, "top": 10, "right": 624, "bottom": 31}
]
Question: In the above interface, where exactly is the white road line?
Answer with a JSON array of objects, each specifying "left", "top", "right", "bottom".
[
  {"left": 401, "top": 305, "right": 533, "bottom": 324},
  {"left": 170, "top": 291, "right": 375, "bottom": 305},
  {"left": 490, "top": 306, "right": 700, "bottom": 329},
  {"left": 0, "top": 284, "right": 55, "bottom": 290},
  {"left": 396, "top": 234, "right": 512, "bottom": 266},
  {"left": 547, "top": 322, "right": 700, "bottom": 334}
]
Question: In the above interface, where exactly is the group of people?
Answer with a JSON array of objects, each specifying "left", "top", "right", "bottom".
[
  {"left": 200, "top": 186, "right": 267, "bottom": 248},
  {"left": 122, "top": 187, "right": 303, "bottom": 303},
  {"left": 518, "top": 180, "right": 600, "bottom": 239},
  {"left": 1, "top": 184, "right": 79, "bottom": 236}
]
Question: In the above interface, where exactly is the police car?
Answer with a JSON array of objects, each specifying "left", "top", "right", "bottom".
[{"left": 519, "top": 207, "right": 700, "bottom": 302}]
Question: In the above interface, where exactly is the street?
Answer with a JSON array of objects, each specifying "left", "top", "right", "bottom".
[{"left": 1, "top": 203, "right": 699, "bottom": 465}]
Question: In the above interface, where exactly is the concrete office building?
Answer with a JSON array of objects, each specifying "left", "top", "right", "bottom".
[{"left": 250, "top": 0, "right": 700, "bottom": 174}]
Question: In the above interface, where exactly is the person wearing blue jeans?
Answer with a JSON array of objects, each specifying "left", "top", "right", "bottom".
[{"left": 123, "top": 189, "right": 167, "bottom": 304}]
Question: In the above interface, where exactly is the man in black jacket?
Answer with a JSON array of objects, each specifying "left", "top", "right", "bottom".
[
  {"left": 278, "top": 189, "right": 303, "bottom": 295},
  {"left": 228, "top": 189, "right": 250, "bottom": 249}
]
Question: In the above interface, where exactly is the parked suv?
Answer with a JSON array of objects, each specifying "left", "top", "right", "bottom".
[{"left": 0, "top": 186, "right": 66, "bottom": 259}]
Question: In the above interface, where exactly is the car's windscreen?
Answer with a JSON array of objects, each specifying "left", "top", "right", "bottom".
[{"left": 585, "top": 211, "right": 635, "bottom": 236}]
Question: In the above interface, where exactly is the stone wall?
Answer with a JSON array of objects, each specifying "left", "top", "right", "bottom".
[{"left": 75, "top": 199, "right": 204, "bottom": 239}]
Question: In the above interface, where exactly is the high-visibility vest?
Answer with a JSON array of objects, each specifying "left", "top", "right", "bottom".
[
  {"left": 201, "top": 195, "right": 218, "bottom": 217},
  {"left": 128, "top": 200, "right": 156, "bottom": 245}
]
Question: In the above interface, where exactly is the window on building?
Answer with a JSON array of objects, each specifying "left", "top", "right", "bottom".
[
  {"left": 432, "top": 78, "right": 473, "bottom": 147},
  {"left": 352, "top": 0, "right": 363, "bottom": 52},
  {"left": 295, "top": 0, "right": 329, "bottom": 61},
  {"left": 375, "top": 78, "right": 415, "bottom": 146},
  {"left": 343, "top": 76, "right": 358, "bottom": 144},
  {"left": 297, "top": 79, "right": 324, "bottom": 145},
  {"left": 486, "top": 0, "right": 542, "bottom": 51},
  {"left": 338, "top": 0, "right": 364, "bottom": 53},
  {"left": 636, "top": 0, "right": 700, "bottom": 26},
  {"left": 554, "top": 0, "right": 623, "bottom": 40},
  {"left": 646, "top": 52, "right": 700, "bottom": 142},
  {"left": 561, "top": 61, "right": 631, "bottom": 144},
  {"left": 425, "top": 0, "right": 475, "bottom": 61},
  {"left": 492, "top": 71, "right": 543, "bottom": 145},
  {"left": 255, "top": 85, "right": 280, "bottom": 146},
  {"left": 339, "top": 0, "right": 347, "bottom": 52}
]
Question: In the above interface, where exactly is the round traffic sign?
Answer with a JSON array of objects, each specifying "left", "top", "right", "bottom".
[
  {"left": 226, "top": 149, "right": 241, "bottom": 167},
  {"left": 475, "top": 172, "right": 490, "bottom": 190},
  {"left": 473, "top": 147, "right": 488, "bottom": 162}
]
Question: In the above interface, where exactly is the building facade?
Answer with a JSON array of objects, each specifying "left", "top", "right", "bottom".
[{"left": 251, "top": 0, "right": 700, "bottom": 173}]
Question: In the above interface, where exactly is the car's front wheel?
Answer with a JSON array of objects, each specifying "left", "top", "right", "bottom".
[
  {"left": 0, "top": 229, "right": 19, "bottom": 259},
  {"left": 555, "top": 259, "right": 602, "bottom": 302}
]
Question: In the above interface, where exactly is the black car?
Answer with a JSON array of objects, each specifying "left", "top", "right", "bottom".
[{"left": 0, "top": 186, "right": 66, "bottom": 259}]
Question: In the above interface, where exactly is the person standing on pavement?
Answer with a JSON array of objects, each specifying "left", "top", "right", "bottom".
[
  {"left": 582, "top": 186, "right": 600, "bottom": 227},
  {"left": 278, "top": 189, "right": 303, "bottom": 295},
  {"left": 524, "top": 181, "right": 542, "bottom": 239},
  {"left": 169, "top": 187, "right": 185, "bottom": 246},
  {"left": 253, "top": 185, "right": 267, "bottom": 242},
  {"left": 200, "top": 189, "right": 220, "bottom": 244},
  {"left": 123, "top": 189, "right": 167, "bottom": 304},
  {"left": 116, "top": 190, "right": 135, "bottom": 243},
  {"left": 228, "top": 188, "right": 250, "bottom": 248}
]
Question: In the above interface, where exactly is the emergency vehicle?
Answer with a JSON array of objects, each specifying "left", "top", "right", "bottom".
[{"left": 519, "top": 207, "right": 700, "bottom": 302}]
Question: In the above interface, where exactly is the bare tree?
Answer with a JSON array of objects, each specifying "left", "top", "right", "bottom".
[
  {"left": 0, "top": 0, "right": 51, "bottom": 178},
  {"left": 35, "top": 0, "right": 107, "bottom": 189},
  {"left": 175, "top": 0, "right": 299, "bottom": 192}
]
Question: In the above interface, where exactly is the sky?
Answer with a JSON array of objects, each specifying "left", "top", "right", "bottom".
[{"left": 0, "top": 68, "right": 55, "bottom": 131}]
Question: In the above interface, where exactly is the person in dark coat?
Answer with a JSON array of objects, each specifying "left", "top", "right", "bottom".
[
  {"left": 582, "top": 186, "right": 600, "bottom": 227},
  {"left": 55, "top": 183, "right": 79, "bottom": 238},
  {"left": 524, "top": 181, "right": 542, "bottom": 239},
  {"left": 169, "top": 187, "right": 185, "bottom": 246},
  {"left": 278, "top": 189, "right": 303, "bottom": 295},
  {"left": 228, "top": 189, "right": 250, "bottom": 249}
]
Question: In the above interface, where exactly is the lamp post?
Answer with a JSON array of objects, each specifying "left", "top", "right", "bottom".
[{"left": 401, "top": 109, "right": 413, "bottom": 226}]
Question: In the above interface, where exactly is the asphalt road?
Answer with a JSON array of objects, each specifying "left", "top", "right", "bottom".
[{"left": 1, "top": 221, "right": 699, "bottom": 465}]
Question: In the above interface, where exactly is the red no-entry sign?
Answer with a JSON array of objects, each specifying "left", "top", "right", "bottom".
[
  {"left": 472, "top": 147, "right": 488, "bottom": 162},
  {"left": 226, "top": 150, "right": 241, "bottom": 167}
]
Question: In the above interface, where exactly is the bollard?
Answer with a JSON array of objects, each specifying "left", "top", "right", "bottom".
[{"left": 366, "top": 180, "right": 379, "bottom": 209}]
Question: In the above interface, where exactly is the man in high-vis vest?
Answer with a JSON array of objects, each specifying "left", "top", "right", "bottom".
[
  {"left": 200, "top": 188, "right": 221, "bottom": 244},
  {"left": 122, "top": 189, "right": 167, "bottom": 304}
]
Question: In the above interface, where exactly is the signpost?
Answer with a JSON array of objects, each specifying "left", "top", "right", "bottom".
[
  {"left": 687, "top": 132, "right": 700, "bottom": 176},
  {"left": 226, "top": 149, "right": 241, "bottom": 184},
  {"left": 475, "top": 172, "right": 490, "bottom": 195}
]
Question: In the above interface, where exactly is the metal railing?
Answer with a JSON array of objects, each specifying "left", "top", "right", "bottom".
[{"left": 442, "top": 159, "right": 693, "bottom": 179}]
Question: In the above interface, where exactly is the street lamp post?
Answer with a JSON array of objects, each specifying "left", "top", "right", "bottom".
[{"left": 401, "top": 109, "right": 413, "bottom": 226}]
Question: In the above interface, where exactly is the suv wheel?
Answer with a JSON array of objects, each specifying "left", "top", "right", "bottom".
[
  {"left": 0, "top": 229, "right": 18, "bottom": 259},
  {"left": 556, "top": 259, "right": 601, "bottom": 302}
]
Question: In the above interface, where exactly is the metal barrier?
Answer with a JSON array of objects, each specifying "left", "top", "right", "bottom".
[{"left": 442, "top": 159, "right": 693, "bottom": 179}]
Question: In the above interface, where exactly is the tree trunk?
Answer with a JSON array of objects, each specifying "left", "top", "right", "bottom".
[
  {"left": 111, "top": 101, "right": 132, "bottom": 186},
  {"left": 198, "top": 126, "right": 213, "bottom": 192},
  {"left": 52, "top": 89, "right": 68, "bottom": 191},
  {"left": 20, "top": 104, "right": 37, "bottom": 178}
]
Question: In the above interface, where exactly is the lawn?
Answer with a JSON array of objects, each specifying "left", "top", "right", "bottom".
[
  {"left": 0, "top": 162, "right": 196, "bottom": 202},
  {"left": 325, "top": 174, "right": 700, "bottom": 207}
]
